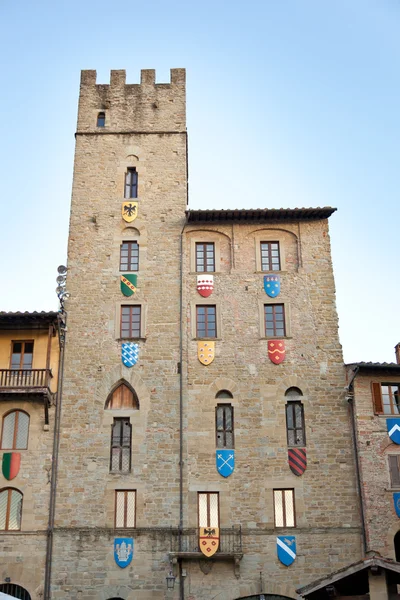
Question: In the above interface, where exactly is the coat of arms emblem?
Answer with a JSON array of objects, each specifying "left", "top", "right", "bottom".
[
  {"left": 197, "top": 275, "right": 214, "bottom": 298},
  {"left": 122, "top": 342, "right": 139, "bottom": 367},
  {"left": 198, "top": 341, "right": 215, "bottom": 365},
  {"left": 199, "top": 527, "right": 219, "bottom": 557},
  {"left": 277, "top": 536, "right": 296, "bottom": 566},
  {"left": 288, "top": 448, "right": 307, "bottom": 476},
  {"left": 122, "top": 201, "right": 138, "bottom": 223},
  {"left": 387, "top": 419, "right": 400, "bottom": 444},
  {"left": 2, "top": 452, "right": 21, "bottom": 480},
  {"left": 264, "top": 274, "right": 281, "bottom": 298},
  {"left": 394, "top": 493, "right": 400, "bottom": 518},
  {"left": 114, "top": 537, "right": 133, "bottom": 568},
  {"left": 121, "top": 274, "right": 137, "bottom": 297},
  {"left": 268, "top": 340, "right": 285, "bottom": 364},
  {"left": 216, "top": 449, "right": 235, "bottom": 477}
]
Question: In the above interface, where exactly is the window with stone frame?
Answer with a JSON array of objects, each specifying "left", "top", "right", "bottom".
[
  {"left": 196, "top": 305, "right": 217, "bottom": 338},
  {"left": 120, "top": 305, "right": 141, "bottom": 338},
  {"left": 389, "top": 455, "right": 400, "bottom": 488},
  {"left": 216, "top": 404, "right": 234, "bottom": 448},
  {"left": 120, "top": 241, "right": 139, "bottom": 271},
  {"left": 264, "top": 304, "right": 286, "bottom": 337},
  {"left": 0, "top": 487, "right": 23, "bottom": 531},
  {"left": 1, "top": 410, "right": 30, "bottom": 450},
  {"left": 285, "top": 388, "right": 306, "bottom": 447},
  {"left": 110, "top": 418, "right": 132, "bottom": 473},
  {"left": 273, "top": 489, "right": 295, "bottom": 527},
  {"left": 260, "top": 241, "right": 281, "bottom": 271},
  {"left": 115, "top": 490, "right": 136, "bottom": 528},
  {"left": 196, "top": 243, "right": 215, "bottom": 272},
  {"left": 124, "top": 167, "right": 138, "bottom": 199},
  {"left": 97, "top": 112, "right": 105, "bottom": 127},
  {"left": 372, "top": 382, "right": 400, "bottom": 415},
  {"left": 198, "top": 492, "right": 219, "bottom": 528}
]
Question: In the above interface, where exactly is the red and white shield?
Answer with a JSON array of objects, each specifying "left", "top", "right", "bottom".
[
  {"left": 197, "top": 275, "right": 214, "bottom": 298},
  {"left": 268, "top": 340, "right": 285, "bottom": 364}
]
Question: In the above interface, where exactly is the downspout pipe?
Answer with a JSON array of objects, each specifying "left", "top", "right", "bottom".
[{"left": 347, "top": 367, "right": 368, "bottom": 555}]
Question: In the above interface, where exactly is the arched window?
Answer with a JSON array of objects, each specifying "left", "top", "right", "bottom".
[
  {"left": 97, "top": 111, "right": 105, "bottom": 127},
  {"left": 216, "top": 390, "right": 233, "bottom": 399},
  {"left": 1, "top": 410, "right": 30, "bottom": 449},
  {"left": 285, "top": 388, "right": 306, "bottom": 447},
  {"left": 106, "top": 382, "right": 139, "bottom": 410},
  {"left": 0, "top": 487, "right": 23, "bottom": 531},
  {"left": 394, "top": 531, "right": 400, "bottom": 562},
  {"left": 124, "top": 167, "right": 138, "bottom": 199},
  {"left": 0, "top": 583, "right": 31, "bottom": 600}
]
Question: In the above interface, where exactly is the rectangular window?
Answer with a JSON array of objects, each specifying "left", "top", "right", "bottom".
[
  {"left": 382, "top": 384, "right": 400, "bottom": 415},
  {"left": 286, "top": 402, "right": 306, "bottom": 446},
  {"left": 273, "top": 489, "right": 295, "bottom": 527},
  {"left": 115, "top": 490, "right": 136, "bottom": 527},
  {"left": 121, "top": 306, "right": 141, "bottom": 338},
  {"left": 10, "top": 341, "right": 34, "bottom": 370},
  {"left": 198, "top": 492, "right": 219, "bottom": 528},
  {"left": 120, "top": 242, "right": 139, "bottom": 271},
  {"left": 196, "top": 305, "right": 217, "bottom": 338},
  {"left": 196, "top": 243, "right": 215, "bottom": 272},
  {"left": 261, "top": 242, "right": 280, "bottom": 271},
  {"left": 264, "top": 304, "right": 286, "bottom": 337},
  {"left": 216, "top": 404, "right": 234, "bottom": 448},
  {"left": 124, "top": 168, "right": 138, "bottom": 199},
  {"left": 110, "top": 418, "right": 132, "bottom": 473},
  {"left": 389, "top": 456, "right": 400, "bottom": 488}
]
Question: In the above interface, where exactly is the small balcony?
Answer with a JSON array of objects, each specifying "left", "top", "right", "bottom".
[
  {"left": 169, "top": 527, "right": 243, "bottom": 577},
  {"left": 0, "top": 369, "right": 54, "bottom": 422}
]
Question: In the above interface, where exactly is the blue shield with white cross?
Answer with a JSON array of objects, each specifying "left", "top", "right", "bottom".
[
  {"left": 122, "top": 343, "right": 139, "bottom": 367},
  {"left": 394, "top": 493, "right": 400, "bottom": 518},
  {"left": 264, "top": 274, "right": 281, "bottom": 298},
  {"left": 114, "top": 537, "right": 134, "bottom": 568},
  {"left": 387, "top": 419, "right": 400, "bottom": 444},
  {"left": 277, "top": 536, "right": 296, "bottom": 566},
  {"left": 216, "top": 449, "right": 235, "bottom": 478}
]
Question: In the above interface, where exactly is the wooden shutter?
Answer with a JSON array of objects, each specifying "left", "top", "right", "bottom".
[
  {"left": 389, "top": 455, "right": 400, "bottom": 487},
  {"left": 371, "top": 382, "right": 383, "bottom": 414}
]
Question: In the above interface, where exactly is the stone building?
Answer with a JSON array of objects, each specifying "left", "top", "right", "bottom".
[{"left": 0, "top": 311, "right": 60, "bottom": 600}]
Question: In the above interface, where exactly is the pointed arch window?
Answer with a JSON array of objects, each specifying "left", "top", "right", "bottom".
[
  {"left": 1, "top": 410, "right": 30, "bottom": 450},
  {"left": 97, "top": 112, "right": 105, "bottom": 127},
  {"left": 106, "top": 383, "right": 139, "bottom": 410},
  {"left": 0, "top": 487, "right": 23, "bottom": 531},
  {"left": 285, "top": 387, "right": 306, "bottom": 447}
]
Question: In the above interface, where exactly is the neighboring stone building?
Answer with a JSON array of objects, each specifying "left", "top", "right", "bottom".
[{"left": 0, "top": 311, "right": 60, "bottom": 600}]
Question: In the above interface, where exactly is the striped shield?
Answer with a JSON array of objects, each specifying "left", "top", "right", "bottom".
[{"left": 288, "top": 448, "right": 307, "bottom": 476}]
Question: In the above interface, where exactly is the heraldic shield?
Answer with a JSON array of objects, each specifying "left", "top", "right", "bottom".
[
  {"left": 114, "top": 538, "right": 134, "bottom": 568},
  {"left": 268, "top": 340, "right": 285, "bottom": 364},
  {"left": 387, "top": 418, "right": 400, "bottom": 444},
  {"left": 277, "top": 536, "right": 296, "bottom": 566},
  {"left": 122, "top": 201, "right": 138, "bottom": 223},
  {"left": 264, "top": 274, "right": 281, "bottom": 298},
  {"left": 197, "top": 275, "right": 214, "bottom": 298},
  {"left": 394, "top": 493, "right": 400, "bottom": 518},
  {"left": 288, "top": 448, "right": 307, "bottom": 476},
  {"left": 216, "top": 449, "right": 235, "bottom": 478},
  {"left": 2, "top": 452, "right": 21, "bottom": 480},
  {"left": 199, "top": 527, "right": 219, "bottom": 557},
  {"left": 121, "top": 274, "right": 137, "bottom": 297},
  {"left": 198, "top": 341, "right": 215, "bottom": 365},
  {"left": 122, "top": 343, "right": 139, "bottom": 367}
]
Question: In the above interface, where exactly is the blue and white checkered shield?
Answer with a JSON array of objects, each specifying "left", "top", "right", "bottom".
[
  {"left": 216, "top": 450, "right": 235, "bottom": 478},
  {"left": 387, "top": 419, "right": 400, "bottom": 444},
  {"left": 122, "top": 343, "right": 139, "bottom": 368},
  {"left": 277, "top": 536, "right": 296, "bottom": 566}
]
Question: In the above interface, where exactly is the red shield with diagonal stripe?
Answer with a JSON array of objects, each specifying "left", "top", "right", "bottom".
[{"left": 288, "top": 448, "right": 307, "bottom": 476}]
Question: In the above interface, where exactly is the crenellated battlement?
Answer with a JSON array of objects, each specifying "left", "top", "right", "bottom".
[{"left": 77, "top": 68, "right": 186, "bottom": 133}]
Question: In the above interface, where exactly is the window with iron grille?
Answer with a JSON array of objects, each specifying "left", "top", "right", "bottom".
[
  {"left": 264, "top": 304, "right": 286, "bottom": 337},
  {"left": 0, "top": 584, "right": 31, "bottom": 600},
  {"left": 1, "top": 410, "right": 30, "bottom": 450},
  {"left": 389, "top": 455, "right": 400, "bottom": 488},
  {"left": 10, "top": 341, "right": 34, "bottom": 369},
  {"left": 120, "top": 241, "right": 139, "bottom": 271},
  {"left": 273, "top": 489, "right": 295, "bottom": 527},
  {"left": 216, "top": 404, "right": 234, "bottom": 448},
  {"left": 196, "top": 243, "right": 215, "bottom": 272},
  {"left": 106, "top": 383, "right": 139, "bottom": 410},
  {"left": 0, "top": 487, "right": 23, "bottom": 531},
  {"left": 124, "top": 168, "right": 138, "bottom": 199},
  {"left": 110, "top": 418, "right": 132, "bottom": 473},
  {"left": 97, "top": 112, "right": 105, "bottom": 127},
  {"left": 260, "top": 242, "right": 281, "bottom": 271},
  {"left": 115, "top": 490, "right": 136, "bottom": 527},
  {"left": 196, "top": 305, "right": 216, "bottom": 338},
  {"left": 285, "top": 402, "right": 305, "bottom": 447},
  {"left": 198, "top": 492, "right": 219, "bottom": 528},
  {"left": 121, "top": 306, "right": 141, "bottom": 338},
  {"left": 371, "top": 383, "right": 400, "bottom": 415}
]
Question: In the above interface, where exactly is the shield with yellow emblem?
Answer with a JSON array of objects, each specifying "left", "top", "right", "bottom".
[
  {"left": 198, "top": 341, "right": 215, "bottom": 365},
  {"left": 199, "top": 527, "right": 219, "bottom": 557},
  {"left": 122, "top": 201, "right": 138, "bottom": 222},
  {"left": 121, "top": 274, "right": 137, "bottom": 297},
  {"left": 268, "top": 340, "right": 285, "bottom": 364}
]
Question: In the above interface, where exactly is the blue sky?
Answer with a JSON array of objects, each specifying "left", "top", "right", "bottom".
[{"left": 0, "top": 0, "right": 399, "bottom": 363}]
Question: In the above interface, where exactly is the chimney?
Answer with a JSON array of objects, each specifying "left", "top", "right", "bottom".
[{"left": 395, "top": 343, "right": 400, "bottom": 364}]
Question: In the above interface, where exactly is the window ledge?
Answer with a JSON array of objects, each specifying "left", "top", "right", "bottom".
[
  {"left": 385, "top": 488, "right": 400, "bottom": 492},
  {"left": 193, "top": 338, "right": 220, "bottom": 342},
  {"left": 260, "top": 336, "right": 293, "bottom": 341},
  {"left": 117, "top": 337, "right": 146, "bottom": 342},
  {"left": 257, "top": 270, "right": 286, "bottom": 275},
  {"left": 109, "top": 471, "right": 132, "bottom": 476}
]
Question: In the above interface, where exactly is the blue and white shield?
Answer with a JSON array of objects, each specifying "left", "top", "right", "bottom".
[
  {"left": 114, "top": 537, "right": 134, "bottom": 568},
  {"left": 216, "top": 450, "right": 235, "bottom": 478},
  {"left": 122, "top": 343, "right": 139, "bottom": 367},
  {"left": 277, "top": 536, "right": 296, "bottom": 566},
  {"left": 264, "top": 275, "right": 281, "bottom": 298},
  {"left": 394, "top": 493, "right": 400, "bottom": 517},
  {"left": 387, "top": 419, "right": 400, "bottom": 444}
]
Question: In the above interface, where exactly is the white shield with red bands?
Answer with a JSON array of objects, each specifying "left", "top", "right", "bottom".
[{"left": 197, "top": 275, "right": 214, "bottom": 298}]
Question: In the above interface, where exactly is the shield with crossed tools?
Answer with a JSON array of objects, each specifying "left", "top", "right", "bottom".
[{"left": 216, "top": 449, "right": 235, "bottom": 478}]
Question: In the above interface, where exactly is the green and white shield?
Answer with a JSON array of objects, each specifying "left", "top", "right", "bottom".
[{"left": 121, "top": 274, "right": 137, "bottom": 297}]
